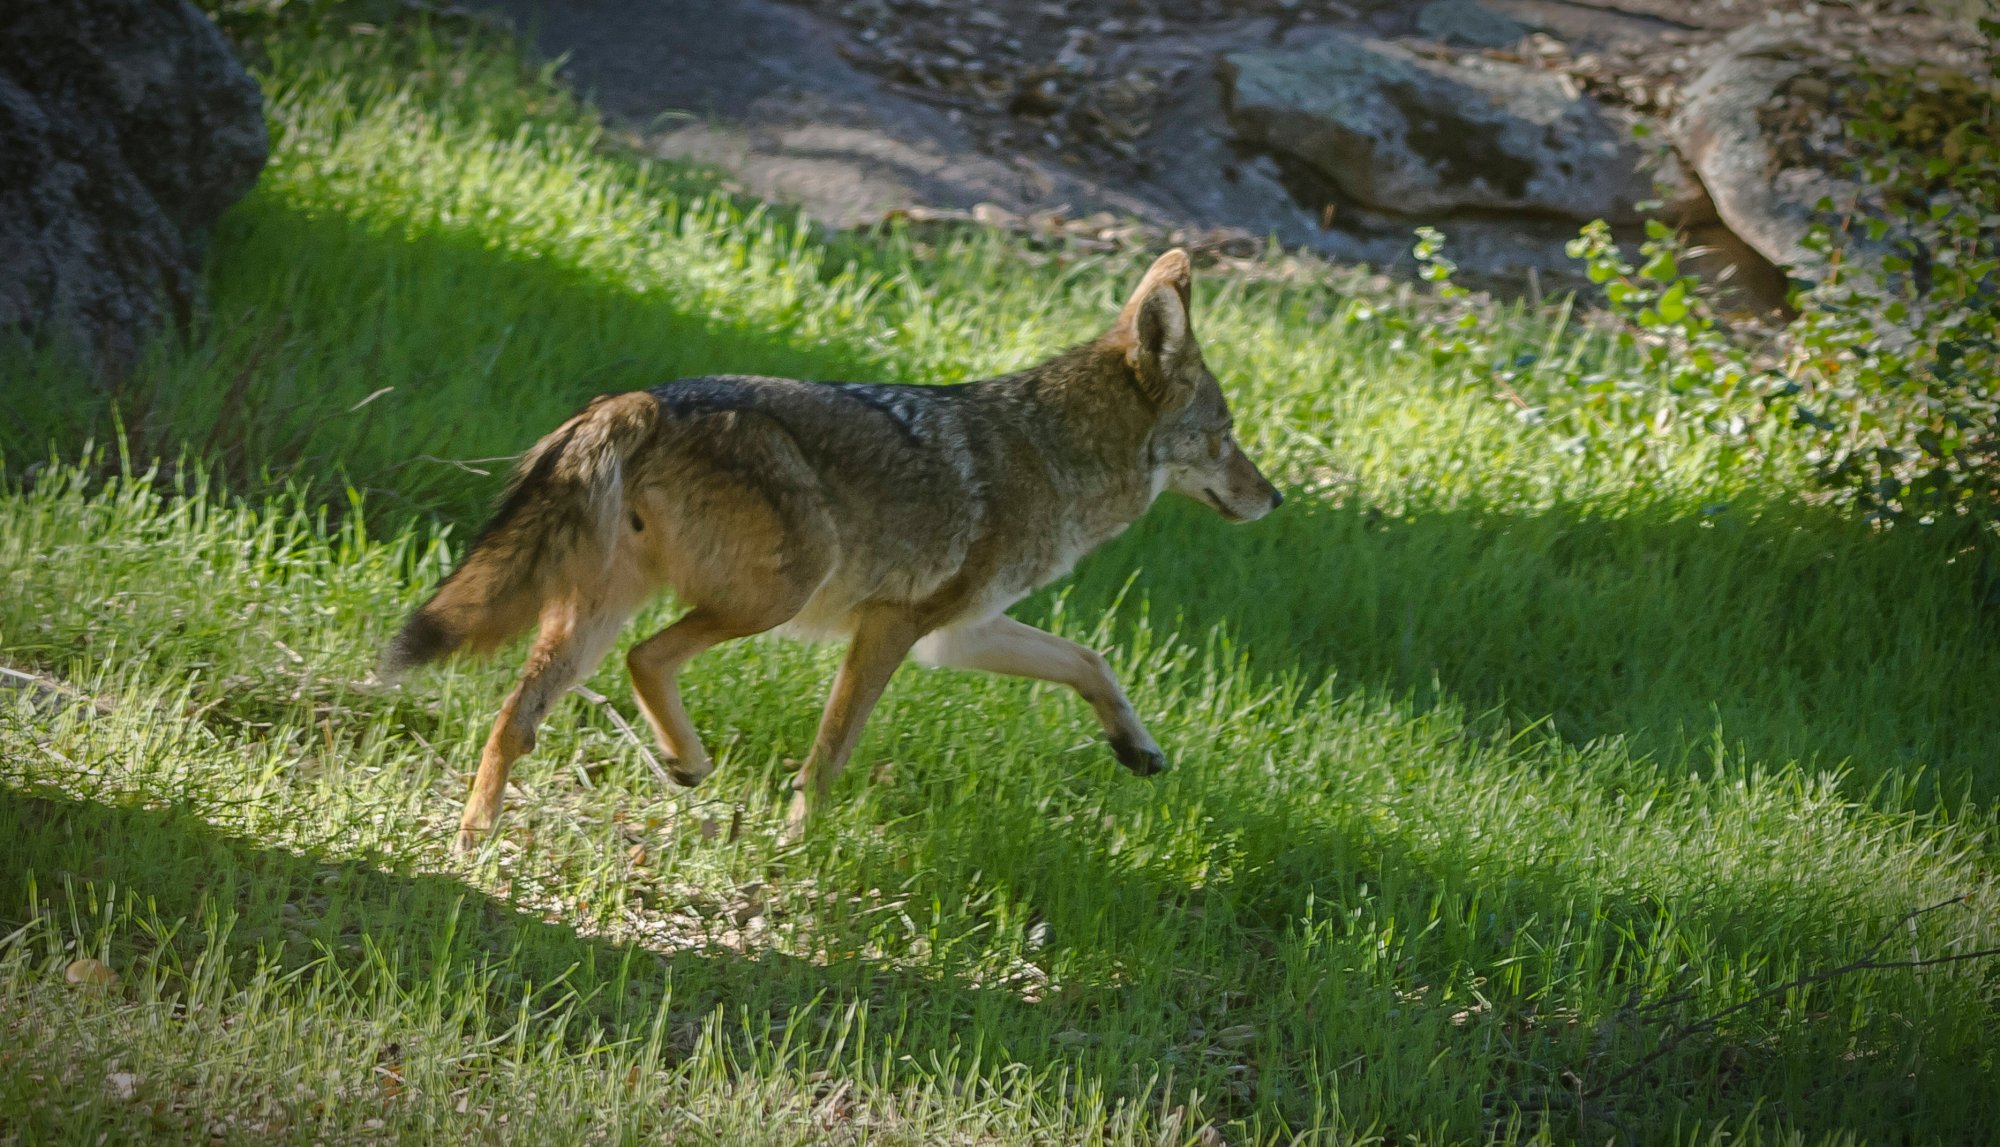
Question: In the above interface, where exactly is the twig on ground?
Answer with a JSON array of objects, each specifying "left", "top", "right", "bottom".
[
  {"left": 383, "top": 452, "right": 521, "bottom": 477},
  {"left": 571, "top": 684, "right": 674, "bottom": 789},
  {"left": 0, "top": 665, "right": 114, "bottom": 715},
  {"left": 1591, "top": 896, "right": 1996, "bottom": 1098}
]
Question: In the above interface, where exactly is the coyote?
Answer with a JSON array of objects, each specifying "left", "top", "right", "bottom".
[{"left": 383, "top": 250, "right": 1281, "bottom": 851}]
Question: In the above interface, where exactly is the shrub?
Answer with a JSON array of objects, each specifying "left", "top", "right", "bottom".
[
  {"left": 1782, "top": 28, "right": 2000, "bottom": 526},
  {"left": 1415, "top": 22, "right": 1999, "bottom": 532}
]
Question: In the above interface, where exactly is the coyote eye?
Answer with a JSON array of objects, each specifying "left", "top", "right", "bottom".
[{"left": 1205, "top": 431, "right": 1224, "bottom": 459}]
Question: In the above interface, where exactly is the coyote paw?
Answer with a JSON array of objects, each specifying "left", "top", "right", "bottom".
[
  {"left": 664, "top": 755, "right": 712, "bottom": 787},
  {"left": 1109, "top": 733, "right": 1167, "bottom": 776},
  {"left": 452, "top": 828, "right": 484, "bottom": 855},
  {"left": 781, "top": 790, "right": 813, "bottom": 845}
]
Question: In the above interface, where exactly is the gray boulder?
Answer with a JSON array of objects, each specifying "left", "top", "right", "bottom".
[
  {"left": 0, "top": 0, "right": 267, "bottom": 372},
  {"left": 1668, "top": 21, "right": 1857, "bottom": 277},
  {"left": 1415, "top": 0, "right": 1529, "bottom": 50},
  {"left": 1220, "top": 32, "right": 1653, "bottom": 222}
]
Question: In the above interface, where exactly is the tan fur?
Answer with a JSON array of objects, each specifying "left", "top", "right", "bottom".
[{"left": 381, "top": 251, "right": 1282, "bottom": 851}]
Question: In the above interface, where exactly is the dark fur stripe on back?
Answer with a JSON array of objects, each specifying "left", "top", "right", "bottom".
[
  {"left": 650, "top": 377, "right": 762, "bottom": 419},
  {"left": 651, "top": 376, "right": 968, "bottom": 450},
  {"left": 821, "top": 382, "right": 931, "bottom": 445}
]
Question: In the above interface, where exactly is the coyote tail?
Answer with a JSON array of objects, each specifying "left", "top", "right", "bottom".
[{"left": 380, "top": 391, "right": 659, "bottom": 677}]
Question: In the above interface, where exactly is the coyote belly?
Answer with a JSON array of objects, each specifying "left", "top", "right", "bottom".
[{"left": 382, "top": 250, "right": 1283, "bottom": 852}]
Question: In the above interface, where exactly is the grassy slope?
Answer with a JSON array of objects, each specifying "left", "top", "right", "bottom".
[{"left": 2, "top": 22, "right": 1997, "bottom": 1146}]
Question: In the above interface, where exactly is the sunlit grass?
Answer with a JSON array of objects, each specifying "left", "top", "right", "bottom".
[{"left": 2, "top": 16, "right": 1996, "bottom": 1146}]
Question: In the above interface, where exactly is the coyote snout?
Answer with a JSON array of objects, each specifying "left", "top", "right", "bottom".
[{"left": 383, "top": 250, "right": 1281, "bottom": 852}]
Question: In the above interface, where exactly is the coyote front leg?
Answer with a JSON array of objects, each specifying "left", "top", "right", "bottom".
[
  {"left": 787, "top": 609, "right": 925, "bottom": 837},
  {"left": 915, "top": 614, "right": 1165, "bottom": 775}
]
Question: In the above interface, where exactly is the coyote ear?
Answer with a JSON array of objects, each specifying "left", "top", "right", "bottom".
[{"left": 1116, "top": 249, "right": 1194, "bottom": 406}]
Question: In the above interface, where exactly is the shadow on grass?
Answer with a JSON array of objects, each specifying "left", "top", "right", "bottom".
[
  {"left": 870, "top": 777, "right": 1988, "bottom": 1138},
  {"left": 1053, "top": 492, "right": 2000, "bottom": 805},
  {"left": 0, "top": 785, "right": 1005, "bottom": 1063},
  {"left": 0, "top": 193, "right": 895, "bottom": 526},
  {"left": 7, "top": 772, "right": 1989, "bottom": 1141}
]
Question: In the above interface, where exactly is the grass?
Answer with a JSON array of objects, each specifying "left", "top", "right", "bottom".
[{"left": 3, "top": 15, "right": 1998, "bottom": 1145}]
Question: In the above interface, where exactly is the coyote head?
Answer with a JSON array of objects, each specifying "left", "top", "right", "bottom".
[{"left": 1114, "top": 250, "right": 1283, "bottom": 523}]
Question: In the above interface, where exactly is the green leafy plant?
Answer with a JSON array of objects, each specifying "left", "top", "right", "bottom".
[
  {"left": 1409, "top": 225, "right": 1483, "bottom": 368},
  {"left": 1408, "top": 22, "right": 1999, "bottom": 533},
  {"left": 1406, "top": 218, "right": 1778, "bottom": 481},
  {"left": 1560, "top": 218, "right": 1759, "bottom": 429},
  {"left": 1780, "top": 29, "right": 2000, "bottom": 526}
]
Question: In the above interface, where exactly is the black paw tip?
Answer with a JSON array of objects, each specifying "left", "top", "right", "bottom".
[{"left": 1110, "top": 736, "right": 1168, "bottom": 777}]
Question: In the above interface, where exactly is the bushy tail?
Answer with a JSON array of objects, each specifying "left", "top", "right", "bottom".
[{"left": 380, "top": 391, "right": 659, "bottom": 677}]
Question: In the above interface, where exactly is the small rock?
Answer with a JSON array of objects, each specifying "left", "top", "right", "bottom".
[
  {"left": 1054, "top": 31, "right": 1096, "bottom": 76},
  {"left": 1212, "top": 1022, "right": 1259, "bottom": 1047},
  {"left": 65, "top": 958, "right": 117, "bottom": 988},
  {"left": 1011, "top": 77, "right": 1066, "bottom": 116},
  {"left": 1526, "top": 32, "right": 1569, "bottom": 61},
  {"left": 967, "top": 202, "right": 1016, "bottom": 228},
  {"left": 103, "top": 1071, "right": 140, "bottom": 1102}
]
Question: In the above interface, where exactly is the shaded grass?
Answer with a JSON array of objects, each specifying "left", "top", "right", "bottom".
[
  {"left": 3, "top": 467, "right": 1995, "bottom": 1144},
  {"left": 1063, "top": 494, "right": 2000, "bottom": 804},
  {"left": 2, "top": 15, "right": 1998, "bottom": 1146}
]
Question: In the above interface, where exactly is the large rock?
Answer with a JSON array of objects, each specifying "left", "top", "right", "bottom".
[
  {"left": 1415, "top": 0, "right": 1529, "bottom": 50},
  {"left": 1668, "top": 21, "right": 1859, "bottom": 278},
  {"left": 1220, "top": 32, "right": 1654, "bottom": 222},
  {"left": 0, "top": 0, "right": 267, "bottom": 371}
]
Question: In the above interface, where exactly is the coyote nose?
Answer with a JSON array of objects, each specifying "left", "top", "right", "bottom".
[{"left": 1270, "top": 486, "right": 1284, "bottom": 508}]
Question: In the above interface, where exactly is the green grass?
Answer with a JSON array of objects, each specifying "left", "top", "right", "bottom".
[{"left": 3, "top": 17, "right": 1998, "bottom": 1145}]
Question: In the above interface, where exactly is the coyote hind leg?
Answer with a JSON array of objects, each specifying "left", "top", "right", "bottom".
[
  {"left": 626, "top": 603, "right": 800, "bottom": 787},
  {"left": 457, "top": 596, "right": 634, "bottom": 854}
]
